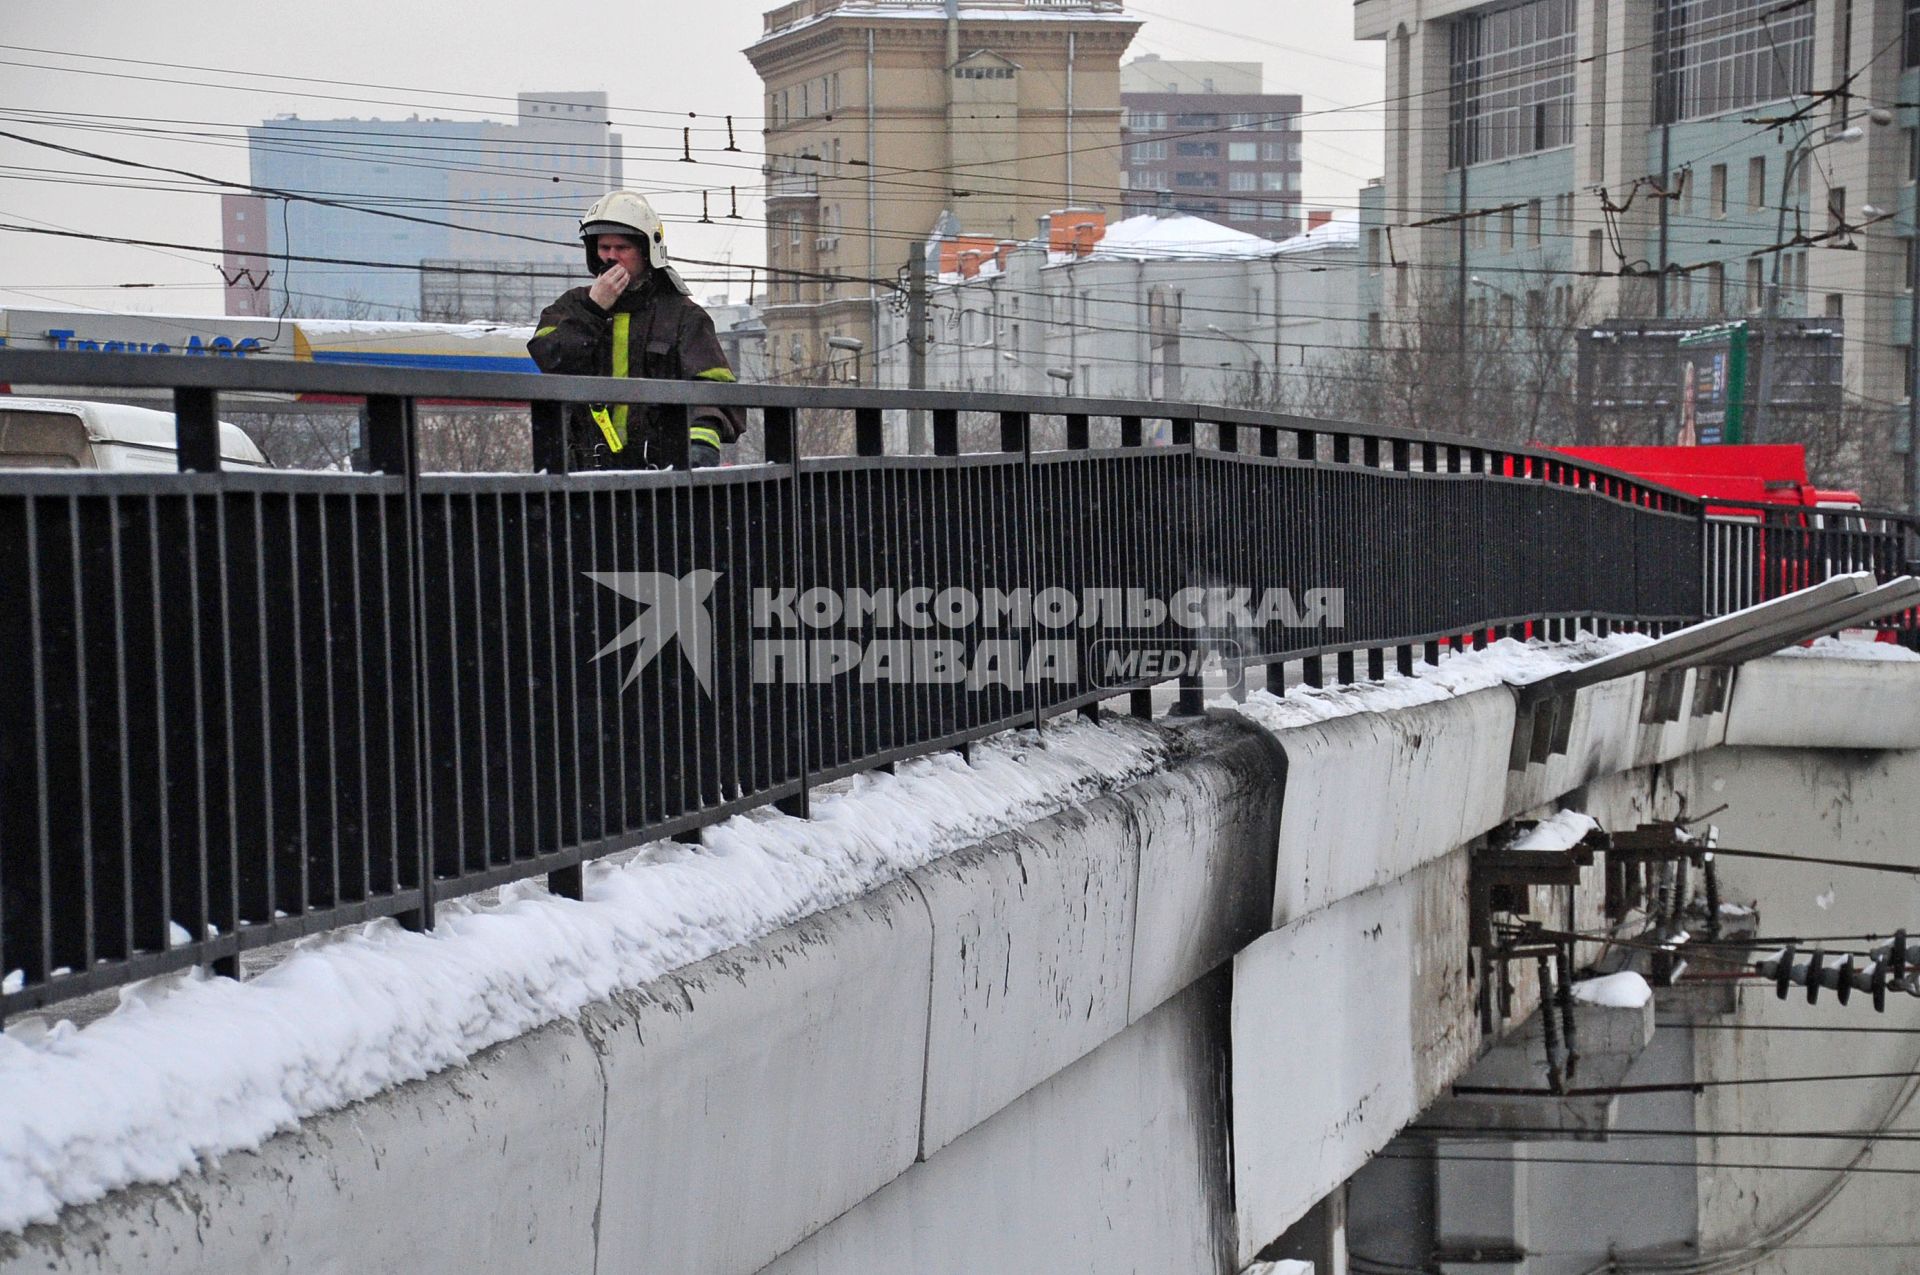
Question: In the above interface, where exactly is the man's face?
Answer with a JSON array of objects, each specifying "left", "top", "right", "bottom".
[{"left": 596, "top": 235, "right": 648, "bottom": 284}]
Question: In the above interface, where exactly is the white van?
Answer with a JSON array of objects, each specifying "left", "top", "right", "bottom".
[{"left": 0, "top": 398, "right": 268, "bottom": 471}]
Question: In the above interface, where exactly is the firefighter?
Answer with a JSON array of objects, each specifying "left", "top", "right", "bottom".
[{"left": 529, "top": 191, "right": 744, "bottom": 469}]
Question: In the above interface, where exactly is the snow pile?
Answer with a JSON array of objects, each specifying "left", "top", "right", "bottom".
[
  {"left": 1511, "top": 810, "right": 1600, "bottom": 853},
  {"left": 1771, "top": 634, "right": 1920, "bottom": 662},
  {"left": 0, "top": 719, "right": 1165, "bottom": 1234},
  {"left": 1570, "top": 971, "right": 1653, "bottom": 1009},
  {"left": 1220, "top": 631, "right": 1655, "bottom": 735}
]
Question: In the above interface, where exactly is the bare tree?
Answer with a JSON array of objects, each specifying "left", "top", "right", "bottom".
[{"left": 228, "top": 411, "right": 358, "bottom": 471}]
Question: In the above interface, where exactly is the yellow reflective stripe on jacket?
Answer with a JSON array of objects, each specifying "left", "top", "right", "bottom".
[
  {"left": 591, "top": 311, "right": 629, "bottom": 451},
  {"left": 689, "top": 425, "right": 722, "bottom": 449},
  {"left": 535, "top": 325, "right": 557, "bottom": 337},
  {"left": 693, "top": 367, "right": 736, "bottom": 383}
]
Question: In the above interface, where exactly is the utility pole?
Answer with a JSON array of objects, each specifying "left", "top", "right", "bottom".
[{"left": 907, "top": 243, "right": 929, "bottom": 455}]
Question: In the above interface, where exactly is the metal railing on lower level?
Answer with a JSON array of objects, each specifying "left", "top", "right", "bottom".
[{"left": 0, "top": 349, "right": 1905, "bottom": 1018}]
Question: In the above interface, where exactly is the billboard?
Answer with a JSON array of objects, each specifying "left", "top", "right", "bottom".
[{"left": 1675, "top": 322, "right": 1748, "bottom": 445}]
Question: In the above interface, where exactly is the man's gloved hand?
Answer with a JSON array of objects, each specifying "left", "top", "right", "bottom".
[{"left": 690, "top": 441, "right": 721, "bottom": 469}]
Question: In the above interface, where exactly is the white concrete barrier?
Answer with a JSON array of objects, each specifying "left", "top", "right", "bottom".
[
  {"left": 1267, "top": 689, "right": 1511, "bottom": 927},
  {"left": 1725, "top": 655, "right": 1920, "bottom": 749},
  {"left": 1231, "top": 852, "right": 1475, "bottom": 1267},
  {"left": 760, "top": 976, "right": 1236, "bottom": 1275},
  {"left": 0, "top": 1019, "right": 606, "bottom": 1275},
  {"left": 589, "top": 880, "right": 932, "bottom": 1275}
]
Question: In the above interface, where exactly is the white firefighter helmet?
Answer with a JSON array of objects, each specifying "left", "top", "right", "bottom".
[{"left": 580, "top": 191, "right": 670, "bottom": 269}]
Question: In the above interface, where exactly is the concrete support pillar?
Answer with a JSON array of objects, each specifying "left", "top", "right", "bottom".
[{"left": 1435, "top": 1144, "right": 1529, "bottom": 1274}]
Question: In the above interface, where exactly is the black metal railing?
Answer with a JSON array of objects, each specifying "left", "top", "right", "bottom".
[{"left": 0, "top": 349, "right": 1893, "bottom": 1018}]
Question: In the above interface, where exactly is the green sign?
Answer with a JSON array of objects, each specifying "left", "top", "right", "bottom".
[{"left": 1676, "top": 322, "right": 1748, "bottom": 445}]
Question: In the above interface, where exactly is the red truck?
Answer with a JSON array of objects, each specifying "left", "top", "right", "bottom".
[
  {"left": 1549, "top": 443, "right": 1861, "bottom": 516},
  {"left": 1553, "top": 443, "right": 1910, "bottom": 639}
]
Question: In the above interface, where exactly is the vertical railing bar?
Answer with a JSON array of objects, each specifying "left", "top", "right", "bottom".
[{"left": 110, "top": 491, "right": 135, "bottom": 962}]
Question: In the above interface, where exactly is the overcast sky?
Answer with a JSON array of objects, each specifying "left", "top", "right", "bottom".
[{"left": 0, "top": 1, "right": 1383, "bottom": 314}]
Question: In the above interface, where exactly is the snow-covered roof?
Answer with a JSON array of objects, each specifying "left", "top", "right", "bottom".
[
  {"left": 754, "top": 2, "right": 1137, "bottom": 46},
  {"left": 1072, "top": 214, "right": 1290, "bottom": 264},
  {"left": 1273, "top": 215, "right": 1361, "bottom": 255}
]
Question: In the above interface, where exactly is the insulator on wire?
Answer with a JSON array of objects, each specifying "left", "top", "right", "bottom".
[
  {"left": 1538, "top": 952, "right": 1565, "bottom": 1094},
  {"left": 1557, "top": 945, "right": 1579, "bottom": 1081},
  {"left": 1837, "top": 954, "right": 1855, "bottom": 1006},
  {"left": 1776, "top": 944, "right": 1797, "bottom": 1000},
  {"left": 1704, "top": 858, "right": 1722, "bottom": 942},
  {"left": 1806, "top": 949, "right": 1824, "bottom": 1005}
]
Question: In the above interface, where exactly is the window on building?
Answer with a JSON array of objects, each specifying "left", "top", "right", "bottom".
[
  {"left": 1448, "top": 0, "right": 1575, "bottom": 166},
  {"left": 1828, "top": 184, "right": 1847, "bottom": 232},
  {"left": 1674, "top": 168, "right": 1691, "bottom": 214},
  {"left": 1528, "top": 198, "right": 1543, "bottom": 244},
  {"left": 1263, "top": 114, "right": 1294, "bottom": 131},
  {"left": 1746, "top": 257, "right": 1764, "bottom": 311},
  {"left": 1656, "top": 0, "right": 1813, "bottom": 122},
  {"left": 1229, "top": 200, "right": 1259, "bottom": 219},
  {"left": 1173, "top": 112, "right": 1221, "bottom": 128},
  {"left": 1368, "top": 228, "right": 1383, "bottom": 271},
  {"left": 1908, "top": 0, "right": 1920, "bottom": 67},
  {"left": 1126, "top": 110, "right": 1167, "bottom": 131},
  {"left": 1678, "top": 270, "right": 1693, "bottom": 311},
  {"left": 1501, "top": 206, "right": 1516, "bottom": 249},
  {"left": 1230, "top": 171, "right": 1257, "bottom": 191},
  {"left": 1826, "top": 292, "right": 1844, "bottom": 319},
  {"left": 1175, "top": 172, "right": 1220, "bottom": 188},
  {"left": 1177, "top": 140, "right": 1221, "bottom": 157},
  {"left": 1711, "top": 163, "right": 1728, "bottom": 217},
  {"left": 1588, "top": 229, "right": 1604, "bottom": 274},
  {"left": 1130, "top": 140, "right": 1167, "bottom": 161},
  {"left": 1907, "top": 127, "right": 1919, "bottom": 182},
  {"left": 1227, "top": 113, "right": 1260, "bottom": 128},
  {"left": 1748, "top": 155, "right": 1766, "bottom": 210},
  {"left": 1368, "top": 311, "right": 1383, "bottom": 345},
  {"left": 1229, "top": 141, "right": 1257, "bottom": 162},
  {"left": 1259, "top": 142, "right": 1286, "bottom": 162},
  {"left": 1708, "top": 262, "right": 1726, "bottom": 314},
  {"left": 1262, "top": 172, "right": 1288, "bottom": 191}
]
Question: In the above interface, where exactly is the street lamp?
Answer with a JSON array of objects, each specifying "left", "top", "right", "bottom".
[
  {"left": 1046, "top": 367, "right": 1075, "bottom": 396},
  {"left": 1205, "top": 323, "right": 1265, "bottom": 400},
  {"left": 826, "top": 334, "right": 865, "bottom": 385}
]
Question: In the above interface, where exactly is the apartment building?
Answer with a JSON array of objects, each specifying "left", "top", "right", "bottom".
[
  {"left": 234, "top": 93, "right": 621, "bottom": 320},
  {"left": 1353, "top": 0, "right": 1916, "bottom": 440},
  {"left": 745, "top": 0, "right": 1140, "bottom": 383},
  {"left": 1119, "top": 55, "right": 1304, "bottom": 241}
]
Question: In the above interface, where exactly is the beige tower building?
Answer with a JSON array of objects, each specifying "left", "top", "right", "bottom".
[{"left": 746, "top": 0, "right": 1140, "bottom": 384}]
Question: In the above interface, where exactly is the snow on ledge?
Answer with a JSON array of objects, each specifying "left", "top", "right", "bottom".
[
  {"left": 1511, "top": 810, "right": 1600, "bottom": 853},
  {"left": 1219, "top": 631, "right": 1655, "bottom": 735},
  {"left": 1571, "top": 971, "right": 1653, "bottom": 1009},
  {"left": 0, "top": 723, "right": 1172, "bottom": 1234},
  {"left": 0, "top": 630, "right": 1671, "bottom": 1234}
]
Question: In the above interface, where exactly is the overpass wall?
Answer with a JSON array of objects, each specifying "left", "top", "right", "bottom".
[{"left": 7, "top": 655, "right": 1917, "bottom": 1275}]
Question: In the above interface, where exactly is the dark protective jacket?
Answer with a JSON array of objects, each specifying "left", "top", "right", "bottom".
[{"left": 527, "top": 273, "right": 746, "bottom": 469}]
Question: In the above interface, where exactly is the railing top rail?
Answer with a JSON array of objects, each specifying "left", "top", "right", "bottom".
[{"left": 0, "top": 347, "right": 1695, "bottom": 499}]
